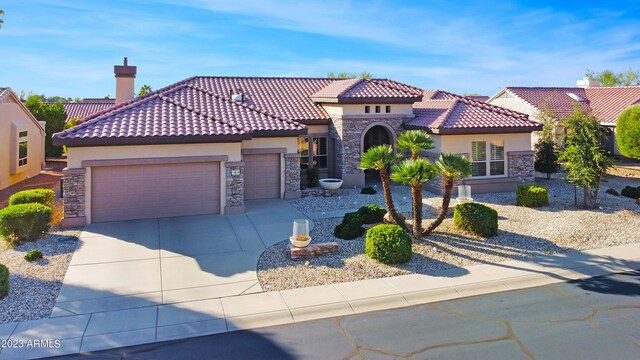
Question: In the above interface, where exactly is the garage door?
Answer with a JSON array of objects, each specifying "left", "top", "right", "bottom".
[
  {"left": 92, "top": 162, "right": 220, "bottom": 222},
  {"left": 244, "top": 154, "right": 281, "bottom": 200}
]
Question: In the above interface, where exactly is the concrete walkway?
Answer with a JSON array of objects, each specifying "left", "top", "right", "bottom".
[{"left": 1, "top": 242, "right": 639, "bottom": 359}]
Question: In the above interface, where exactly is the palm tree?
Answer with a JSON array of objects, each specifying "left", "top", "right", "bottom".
[
  {"left": 395, "top": 130, "right": 434, "bottom": 159},
  {"left": 423, "top": 153, "right": 472, "bottom": 236},
  {"left": 391, "top": 158, "right": 438, "bottom": 238},
  {"left": 359, "top": 145, "right": 406, "bottom": 228}
]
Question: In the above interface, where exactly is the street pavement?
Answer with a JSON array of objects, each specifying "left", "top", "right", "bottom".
[{"left": 57, "top": 271, "right": 640, "bottom": 360}]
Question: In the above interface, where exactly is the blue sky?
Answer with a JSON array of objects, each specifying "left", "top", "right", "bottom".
[{"left": 1, "top": 0, "right": 639, "bottom": 98}]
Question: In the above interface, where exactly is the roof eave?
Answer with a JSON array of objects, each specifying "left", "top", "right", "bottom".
[
  {"left": 53, "top": 133, "right": 252, "bottom": 147},
  {"left": 403, "top": 124, "right": 543, "bottom": 135},
  {"left": 252, "top": 129, "right": 308, "bottom": 137},
  {"left": 311, "top": 96, "right": 422, "bottom": 104}
]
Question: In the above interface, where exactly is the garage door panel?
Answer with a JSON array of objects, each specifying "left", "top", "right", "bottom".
[
  {"left": 92, "top": 162, "right": 220, "bottom": 223},
  {"left": 243, "top": 154, "right": 280, "bottom": 200}
]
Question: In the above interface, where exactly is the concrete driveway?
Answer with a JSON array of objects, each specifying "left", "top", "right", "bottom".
[{"left": 53, "top": 200, "right": 307, "bottom": 316}]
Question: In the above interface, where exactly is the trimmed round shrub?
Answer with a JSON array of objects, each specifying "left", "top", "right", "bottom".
[
  {"left": 334, "top": 212, "right": 365, "bottom": 240},
  {"left": 357, "top": 204, "right": 386, "bottom": 224},
  {"left": 365, "top": 224, "right": 412, "bottom": 264},
  {"left": 605, "top": 188, "right": 620, "bottom": 196},
  {"left": 516, "top": 184, "right": 549, "bottom": 207},
  {"left": 621, "top": 186, "right": 640, "bottom": 199},
  {"left": 360, "top": 186, "right": 377, "bottom": 195},
  {"left": 9, "top": 189, "right": 55, "bottom": 208},
  {"left": 25, "top": 249, "right": 44, "bottom": 262},
  {"left": 616, "top": 104, "right": 640, "bottom": 159},
  {"left": 0, "top": 264, "right": 8, "bottom": 299},
  {"left": 0, "top": 204, "right": 52, "bottom": 245},
  {"left": 453, "top": 203, "right": 498, "bottom": 237}
]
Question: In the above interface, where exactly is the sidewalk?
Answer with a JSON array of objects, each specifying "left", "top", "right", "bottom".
[{"left": 1, "top": 242, "right": 639, "bottom": 359}]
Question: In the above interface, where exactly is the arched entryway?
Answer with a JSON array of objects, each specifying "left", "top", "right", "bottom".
[{"left": 361, "top": 124, "right": 395, "bottom": 183}]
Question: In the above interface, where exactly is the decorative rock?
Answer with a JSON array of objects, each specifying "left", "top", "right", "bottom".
[
  {"left": 324, "top": 189, "right": 341, "bottom": 197},
  {"left": 636, "top": 198, "right": 640, "bottom": 206},
  {"left": 290, "top": 242, "right": 339, "bottom": 260}
]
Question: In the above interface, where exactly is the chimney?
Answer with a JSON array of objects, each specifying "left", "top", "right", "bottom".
[
  {"left": 114, "top": 57, "right": 137, "bottom": 104},
  {"left": 576, "top": 76, "right": 601, "bottom": 88}
]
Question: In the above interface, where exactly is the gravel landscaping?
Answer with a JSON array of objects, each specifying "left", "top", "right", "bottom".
[{"left": 258, "top": 175, "right": 640, "bottom": 291}]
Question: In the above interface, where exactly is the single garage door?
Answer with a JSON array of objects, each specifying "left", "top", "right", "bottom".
[
  {"left": 244, "top": 154, "right": 281, "bottom": 200},
  {"left": 92, "top": 162, "right": 220, "bottom": 223}
]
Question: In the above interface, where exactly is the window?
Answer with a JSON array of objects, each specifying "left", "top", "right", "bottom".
[
  {"left": 375, "top": 105, "right": 381, "bottom": 113},
  {"left": 365, "top": 106, "right": 370, "bottom": 113},
  {"left": 385, "top": 105, "right": 391, "bottom": 113},
  {"left": 18, "top": 141, "right": 28, "bottom": 166},
  {"left": 298, "top": 137, "right": 309, "bottom": 169},
  {"left": 490, "top": 141, "right": 505, "bottom": 176},
  {"left": 471, "top": 141, "right": 486, "bottom": 177},
  {"left": 313, "top": 137, "right": 328, "bottom": 169},
  {"left": 298, "top": 136, "right": 328, "bottom": 169},
  {"left": 19, "top": 131, "right": 28, "bottom": 137}
]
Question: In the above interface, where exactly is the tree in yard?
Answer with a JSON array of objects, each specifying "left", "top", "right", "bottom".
[
  {"left": 585, "top": 68, "right": 640, "bottom": 86},
  {"left": 25, "top": 96, "right": 67, "bottom": 157},
  {"left": 558, "top": 104, "right": 614, "bottom": 209},
  {"left": 359, "top": 145, "right": 406, "bottom": 229},
  {"left": 616, "top": 105, "right": 640, "bottom": 159},
  {"left": 423, "top": 153, "right": 473, "bottom": 236},
  {"left": 138, "top": 84, "right": 153, "bottom": 96},
  {"left": 0, "top": 10, "right": 4, "bottom": 28},
  {"left": 395, "top": 130, "right": 434, "bottom": 159},
  {"left": 390, "top": 159, "right": 438, "bottom": 238},
  {"left": 327, "top": 71, "right": 372, "bottom": 79},
  {"left": 534, "top": 107, "right": 559, "bottom": 179}
]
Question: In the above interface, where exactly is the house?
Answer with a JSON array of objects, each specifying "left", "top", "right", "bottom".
[
  {"left": 53, "top": 60, "right": 541, "bottom": 226},
  {"left": 0, "top": 88, "right": 46, "bottom": 190},
  {"left": 487, "top": 77, "right": 640, "bottom": 154},
  {"left": 62, "top": 98, "right": 115, "bottom": 122}
]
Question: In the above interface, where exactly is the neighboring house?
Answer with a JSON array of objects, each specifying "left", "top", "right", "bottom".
[
  {"left": 62, "top": 98, "right": 115, "bottom": 122},
  {"left": 487, "top": 77, "right": 640, "bottom": 154},
  {"left": 53, "top": 60, "right": 540, "bottom": 226},
  {"left": 0, "top": 88, "right": 46, "bottom": 190}
]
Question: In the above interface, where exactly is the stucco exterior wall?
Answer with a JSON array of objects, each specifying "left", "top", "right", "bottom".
[
  {"left": 306, "top": 125, "right": 329, "bottom": 134},
  {"left": 322, "top": 104, "right": 414, "bottom": 117},
  {"left": 441, "top": 133, "right": 533, "bottom": 154},
  {"left": 488, "top": 95, "right": 538, "bottom": 119},
  {"left": 0, "top": 95, "right": 45, "bottom": 190}
]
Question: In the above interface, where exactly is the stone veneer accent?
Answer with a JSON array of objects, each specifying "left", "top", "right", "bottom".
[
  {"left": 62, "top": 168, "right": 86, "bottom": 226},
  {"left": 225, "top": 161, "right": 244, "bottom": 213},
  {"left": 507, "top": 151, "right": 535, "bottom": 183},
  {"left": 330, "top": 116, "right": 407, "bottom": 186},
  {"left": 284, "top": 154, "right": 301, "bottom": 199}
]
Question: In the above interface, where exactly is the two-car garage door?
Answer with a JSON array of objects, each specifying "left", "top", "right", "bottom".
[{"left": 91, "top": 162, "right": 220, "bottom": 223}]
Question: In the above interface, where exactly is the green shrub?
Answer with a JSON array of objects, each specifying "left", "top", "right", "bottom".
[
  {"left": 621, "top": 186, "right": 640, "bottom": 199},
  {"left": 24, "top": 249, "right": 44, "bottom": 262},
  {"left": 516, "top": 185, "right": 549, "bottom": 207},
  {"left": 0, "top": 264, "right": 8, "bottom": 299},
  {"left": 606, "top": 188, "right": 620, "bottom": 196},
  {"left": 9, "top": 189, "right": 55, "bottom": 208},
  {"left": 365, "top": 224, "right": 412, "bottom": 264},
  {"left": 307, "top": 168, "right": 320, "bottom": 187},
  {"left": 357, "top": 204, "right": 386, "bottom": 224},
  {"left": 360, "top": 186, "right": 377, "bottom": 195},
  {"left": 334, "top": 212, "right": 365, "bottom": 240},
  {"left": 0, "top": 204, "right": 52, "bottom": 245},
  {"left": 453, "top": 203, "right": 498, "bottom": 237}
]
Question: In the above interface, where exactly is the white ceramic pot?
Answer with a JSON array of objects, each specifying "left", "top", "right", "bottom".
[
  {"left": 319, "top": 178, "right": 343, "bottom": 190},
  {"left": 290, "top": 236, "right": 311, "bottom": 248}
]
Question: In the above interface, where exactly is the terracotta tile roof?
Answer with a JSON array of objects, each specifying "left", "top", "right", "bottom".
[
  {"left": 0, "top": 87, "right": 9, "bottom": 102},
  {"left": 62, "top": 99, "right": 116, "bottom": 122},
  {"left": 499, "top": 86, "right": 640, "bottom": 124},
  {"left": 406, "top": 90, "right": 541, "bottom": 134},
  {"left": 310, "top": 78, "right": 423, "bottom": 103},
  {"left": 466, "top": 95, "right": 490, "bottom": 102}
]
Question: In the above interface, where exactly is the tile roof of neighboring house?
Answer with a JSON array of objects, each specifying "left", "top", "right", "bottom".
[
  {"left": 0, "top": 87, "right": 9, "bottom": 102},
  {"left": 496, "top": 86, "right": 640, "bottom": 125},
  {"left": 310, "top": 78, "right": 423, "bottom": 103},
  {"left": 466, "top": 95, "right": 490, "bottom": 102},
  {"left": 406, "top": 90, "right": 541, "bottom": 134},
  {"left": 62, "top": 99, "right": 116, "bottom": 122}
]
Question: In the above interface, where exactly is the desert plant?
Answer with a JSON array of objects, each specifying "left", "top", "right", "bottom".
[
  {"left": 617, "top": 105, "right": 640, "bottom": 159},
  {"left": 395, "top": 130, "right": 434, "bottom": 159},
  {"left": 307, "top": 168, "right": 320, "bottom": 187},
  {"left": 334, "top": 212, "right": 365, "bottom": 240},
  {"left": 357, "top": 204, "right": 386, "bottom": 224},
  {"left": 391, "top": 158, "right": 438, "bottom": 238},
  {"left": 605, "top": 188, "right": 620, "bottom": 196},
  {"left": 24, "top": 249, "right": 43, "bottom": 262},
  {"left": 534, "top": 115, "right": 559, "bottom": 179},
  {"left": 424, "top": 153, "right": 473, "bottom": 236},
  {"left": 360, "top": 186, "right": 377, "bottom": 195},
  {"left": 453, "top": 203, "right": 498, "bottom": 237},
  {"left": 365, "top": 224, "right": 412, "bottom": 264},
  {"left": 9, "top": 188, "right": 55, "bottom": 208},
  {"left": 516, "top": 185, "right": 549, "bottom": 207},
  {"left": 0, "top": 203, "right": 52, "bottom": 245},
  {"left": 0, "top": 264, "right": 8, "bottom": 299},
  {"left": 359, "top": 145, "right": 406, "bottom": 228},
  {"left": 621, "top": 186, "right": 640, "bottom": 199}
]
